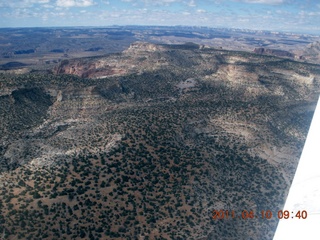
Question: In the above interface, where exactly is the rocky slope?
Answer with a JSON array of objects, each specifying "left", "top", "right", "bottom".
[
  {"left": 300, "top": 41, "right": 320, "bottom": 64},
  {"left": 0, "top": 42, "right": 320, "bottom": 240}
]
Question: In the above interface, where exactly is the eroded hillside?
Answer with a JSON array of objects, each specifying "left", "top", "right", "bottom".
[{"left": 0, "top": 42, "right": 320, "bottom": 240}]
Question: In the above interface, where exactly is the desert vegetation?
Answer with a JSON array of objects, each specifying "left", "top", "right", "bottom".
[{"left": 0, "top": 43, "right": 319, "bottom": 239}]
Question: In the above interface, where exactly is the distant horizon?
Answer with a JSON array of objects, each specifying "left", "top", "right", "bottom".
[
  {"left": 1, "top": 0, "right": 319, "bottom": 35},
  {"left": 0, "top": 24, "right": 318, "bottom": 36}
]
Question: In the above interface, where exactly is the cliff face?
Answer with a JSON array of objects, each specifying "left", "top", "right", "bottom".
[
  {"left": 300, "top": 41, "right": 320, "bottom": 64},
  {"left": 54, "top": 42, "right": 168, "bottom": 78},
  {"left": 253, "top": 47, "right": 295, "bottom": 58},
  {"left": 1, "top": 43, "right": 320, "bottom": 240},
  {"left": 55, "top": 59, "right": 127, "bottom": 78}
]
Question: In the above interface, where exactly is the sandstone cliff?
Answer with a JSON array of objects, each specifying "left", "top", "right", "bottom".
[{"left": 253, "top": 47, "right": 295, "bottom": 59}]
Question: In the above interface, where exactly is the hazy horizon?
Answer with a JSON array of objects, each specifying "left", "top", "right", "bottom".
[{"left": 0, "top": 0, "right": 319, "bottom": 34}]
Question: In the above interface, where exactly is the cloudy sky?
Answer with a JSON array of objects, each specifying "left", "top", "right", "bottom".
[{"left": 0, "top": 0, "right": 319, "bottom": 33}]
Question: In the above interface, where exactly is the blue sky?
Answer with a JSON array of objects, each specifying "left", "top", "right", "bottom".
[{"left": 0, "top": 0, "right": 319, "bottom": 33}]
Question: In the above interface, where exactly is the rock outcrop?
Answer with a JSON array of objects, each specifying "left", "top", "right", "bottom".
[
  {"left": 253, "top": 47, "right": 295, "bottom": 58},
  {"left": 300, "top": 41, "right": 320, "bottom": 64}
]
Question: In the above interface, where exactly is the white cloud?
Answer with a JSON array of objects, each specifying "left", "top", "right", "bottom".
[
  {"left": 161, "top": 0, "right": 180, "bottom": 2},
  {"left": 236, "top": 0, "right": 285, "bottom": 4},
  {"left": 26, "top": 0, "right": 51, "bottom": 3},
  {"left": 142, "top": 0, "right": 181, "bottom": 5},
  {"left": 37, "top": 0, "right": 50, "bottom": 3},
  {"left": 299, "top": 10, "right": 320, "bottom": 17},
  {"left": 197, "top": 9, "right": 206, "bottom": 13},
  {"left": 187, "top": 0, "right": 196, "bottom": 7},
  {"left": 56, "top": 0, "right": 74, "bottom": 7},
  {"left": 43, "top": 4, "right": 54, "bottom": 7},
  {"left": 56, "top": 0, "right": 95, "bottom": 7},
  {"left": 0, "top": 0, "right": 51, "bottom": 8}
]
